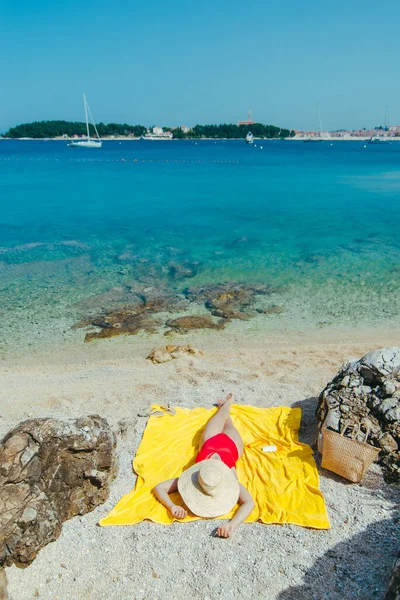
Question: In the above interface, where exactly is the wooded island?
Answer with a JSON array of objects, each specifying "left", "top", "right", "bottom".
[{"left": 3, "top": 120, "right": 294, "bottom": 139}]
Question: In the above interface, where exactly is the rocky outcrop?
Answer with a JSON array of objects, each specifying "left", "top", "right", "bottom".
[
  {"left": 0, "top": 416, "right": 117, "bottom": 569},
  {"left": 147, "top": 344, "right": 204, "bottom": 363},
  {"left": 316, "top": 347, "right": 400, "bottom": 482}
]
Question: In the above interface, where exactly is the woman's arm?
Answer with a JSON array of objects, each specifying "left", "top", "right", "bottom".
[
  {"left": 217, "top": 484, "right": 255, "bottom": 538},
  {"left": 152, "top": 478, "right": 187, "bottom": 519}
]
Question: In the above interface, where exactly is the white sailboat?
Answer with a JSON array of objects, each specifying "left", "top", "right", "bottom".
[
  {"left": 68, "top": 94, "right": 102, "bottom": 148},
  {"left": 369, "top": 105, "right": 391, "bottom": 144},
  {"left": 245, "top": 131, "right": 254, "bottom": 144},
  {"left": 304, "top": 102, "right": 326, "bottom": 142},
  {"left": 369, "top": 135, "right": 390, "bottom": 144}
]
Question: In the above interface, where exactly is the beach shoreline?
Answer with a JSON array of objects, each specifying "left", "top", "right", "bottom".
[
  {"left": 2, "top": 325, "right": 399, "bottom": 599},
  {"left": 1, "top": 136, "right": 399, "bottom": 599}
]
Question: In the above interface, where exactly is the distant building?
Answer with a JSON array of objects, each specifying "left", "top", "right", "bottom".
[
  {"left": 153, "top": 126, "right": 163, "bottom": 135},
  {"left": 238, "top": 109, "right": 255, "bottom": 126},
  {"left": 181, "top": 126, "right": 191, "bottom": 133}
]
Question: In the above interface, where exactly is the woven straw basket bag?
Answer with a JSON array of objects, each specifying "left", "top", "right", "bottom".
[{"left": 321, "top": 421, "right": 380, "bottom": 483}]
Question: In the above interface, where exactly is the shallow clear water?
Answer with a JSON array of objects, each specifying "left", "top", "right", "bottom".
[{"left": 1, "top": 139, "right": 399, "bottom": 350}]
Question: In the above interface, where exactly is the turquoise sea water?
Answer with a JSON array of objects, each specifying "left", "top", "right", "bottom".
[{"left": 1, "top": 139, "right": 399, "bottom": 350}]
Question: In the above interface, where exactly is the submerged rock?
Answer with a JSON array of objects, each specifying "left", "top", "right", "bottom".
[
  {"left": 75, "top": 304, "right": 163, "bottom": 342},
  {"left": 84, "top": 314, "right": 162, "bottom": 342},
  {"left": 147, "top": 344, "right": 204, "bottom": 363},
  {"left": 0, "top": 416, "right": 117, "bottom": 569},
  {"left": 73, "top": 288, "right": 187, "bottom": 342},
  {"left": 73, "top": 281, "right": 281, "bottom": 341},
  {"left": 165, "top": 315, "right": 226, "bottom": 334},
  {"left": 168, "top": 260, "right": 201, "bottom": 280},
  {"left": 317, "top": 347, "right": 400, "bottom": 482},
  {"left": 185, "top": 281, "right": 275, "bottom": 321}
]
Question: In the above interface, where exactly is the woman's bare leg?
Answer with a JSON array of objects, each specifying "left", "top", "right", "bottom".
[
  {"left": 200, "top": 393, "right": 234, "bottom": 445},
  {"left": 200, "top": 394, "right": 243, "bottom": 456}
]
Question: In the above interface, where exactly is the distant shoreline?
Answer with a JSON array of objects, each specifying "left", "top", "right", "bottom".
[{"left": 2, "top": 136, "right": 399, "bottom": 142}]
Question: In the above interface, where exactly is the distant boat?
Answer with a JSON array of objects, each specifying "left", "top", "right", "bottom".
[
  {"left": 245, "top": 132, "right": 254, "bottom": 144},
  {"left": 369, "top": 105, "right": 391, "bottom": 144},
  {"left": 68, "top": 94, "right": 102, "bottom": 148},
  {"left": 304, "top": 136, "right": 324, "bottom": 143},
  {"left": 304, "top": 102, "right": 326, "bottom": 142},
  {"left": 140, "top": 134, "right": 173, "bottom": 140},
  {"left": 140, "top": 129, "right": 173, "bottom": 140},
  {"left": 368, "top": 135, "right": 391, "bottom": 144}
]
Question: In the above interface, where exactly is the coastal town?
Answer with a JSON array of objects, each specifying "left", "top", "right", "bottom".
[
  {"left": 2, "top": 117, "right": 400, "bottom": 141},
  {"left": 292, "top": 124, "right": 400, "bottom": 140}
]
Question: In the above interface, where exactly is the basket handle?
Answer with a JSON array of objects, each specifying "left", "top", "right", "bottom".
[{"left": 341, "top": 419, "right": 371, "bottom": 442}]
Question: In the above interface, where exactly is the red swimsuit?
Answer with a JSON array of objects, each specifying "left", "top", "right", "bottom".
[{"left": 195, "top": 433, "right": 239, "bottom": 469}]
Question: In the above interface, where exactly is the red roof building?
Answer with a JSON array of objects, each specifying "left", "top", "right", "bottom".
[{"left": 238, "top": 109, "right": 254, "bottom": 126}]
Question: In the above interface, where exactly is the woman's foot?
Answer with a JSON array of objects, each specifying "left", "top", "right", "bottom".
[{"left": 218, "top": 393, "right": 234, "bottom": 409}]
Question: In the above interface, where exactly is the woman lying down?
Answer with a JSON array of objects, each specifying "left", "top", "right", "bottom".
[{"left": 153, "top": 393, "right": 255, "bottom": 538}]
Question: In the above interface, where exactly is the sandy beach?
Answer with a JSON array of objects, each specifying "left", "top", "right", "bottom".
[{"left": 2, "top": 326, "right": 399, "bottom": 599}]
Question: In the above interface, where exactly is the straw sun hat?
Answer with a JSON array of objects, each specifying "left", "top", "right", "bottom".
[{"left": 177, "top": 459, "right": 240, "bottom": 518}]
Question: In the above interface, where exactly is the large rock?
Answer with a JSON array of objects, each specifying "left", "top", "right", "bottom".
[
  {"left": 0, "top": 415, "right": 117, "bottom": 569},
  {"left": 316, "top": 347, "right": 400, "bottom": 482}
]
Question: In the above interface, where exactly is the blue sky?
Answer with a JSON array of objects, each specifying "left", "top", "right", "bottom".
[{"left": 1, "top": 0, "right": 400, "bottom": 132}]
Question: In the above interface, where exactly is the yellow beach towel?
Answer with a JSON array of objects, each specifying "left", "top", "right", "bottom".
[{"left": 100, "top": 404, "right": 330, "bottom": 529}]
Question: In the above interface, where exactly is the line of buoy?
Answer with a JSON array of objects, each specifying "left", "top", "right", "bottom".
[{"left": 0, "top": 158, "right": 241, "bottom": 164}]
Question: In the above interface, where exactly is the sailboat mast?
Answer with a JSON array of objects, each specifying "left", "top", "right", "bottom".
[
  {"left": 316, "top": 101, "right": 323, "bottom": 137},
  {"left": 83, "top": 93, "right": 90, "bottom": 140}
]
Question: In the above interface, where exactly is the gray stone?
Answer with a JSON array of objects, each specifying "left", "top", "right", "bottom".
[
  {"left": 386, "top": 407, "right": 400, "bottom": 423},
  {"left": 360, "top": 385, "right": 372, "bottom": 395},
  {"left": 358, "top": 347, "right": 400, "bottom": 383},
  {"left": 324, "top": 409, "right": 341, "bottom": 431},
  {"left": 19, "top": 508, "right": 37, "bottom": 525},
  {"left": 384, "top": 381, "right": 397, "bottom": 396},
  {"left": 380, "top": 398, "right": 399, "bottom": 414}
]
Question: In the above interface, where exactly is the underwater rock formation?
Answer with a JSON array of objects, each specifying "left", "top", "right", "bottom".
[
  {"left": 73, "top": 281, "right": 282, "bottom": 341},
  {"left": 165, "top": 316, "right": 226, "bottom": 334},
  {"left": 167, "top": 260, "right": 201, "bottom": 280},
  {"left": 185, "top": 282, "right": 275, "bottom": 321},
  {"left": 73, "top": 288, "right": 187, "bottom": 341}
]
